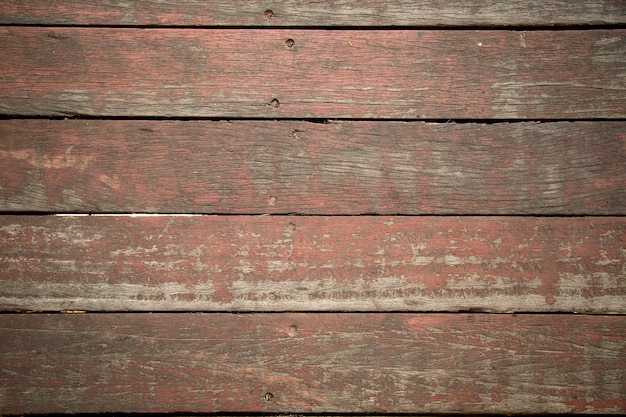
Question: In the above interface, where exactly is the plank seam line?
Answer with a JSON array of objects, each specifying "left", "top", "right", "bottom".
[
  {"left": 2, "top": 311, "right": 623, "bottom": 316},
  {"left": 1, "top": 23, "right": 625, "bottom": 30},
  {"left": 2, "top": 213, "right": 624, "bottom": 218},
  {"left": 1, "top": 116, "right": 626, "bottom": 123},
  {"left": 0, "top": 413, "right": 605, "bottom": 417},
  {"left": 131, "top": 414, "right": 626, "bottom": 416}
]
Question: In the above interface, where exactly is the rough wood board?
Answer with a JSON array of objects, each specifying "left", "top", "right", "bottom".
[
  {"left": 1, "top": 120, "right": 625, "bottom": 214},
  {"left": 1, "top": 215, "right": 624, "bottom": 313},
  {"left": 0, "top": 0, "right": 624, "bottom": 26},
  {"left": 1, "top": 28, "right": 624, "bottom": 118},
  {"left": 1, "top": 313, "right": 624, "bottom": 414}
]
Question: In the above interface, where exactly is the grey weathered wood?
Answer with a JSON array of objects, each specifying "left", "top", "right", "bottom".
[
  {"left": 1, "top": 215, "right": 624, "bottom": 313},
  {"left": 1, "top": 120, "right": 625, "bottom": 214},
  {"left": 0, "top": 313, "right": 624, "bottom": 414},
  {"left": 0, "top": 0, "right": 624, "bottom": 26},
  {"left": 1, "top": 28, "right": 624, "bottom": 119}
]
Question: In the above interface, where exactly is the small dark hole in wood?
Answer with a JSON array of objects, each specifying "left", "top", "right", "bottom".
[
  {"left": 269, "top": 99, "right": 280, "bottom": 109},
  {"left": 264, "top": 392, "right": 273, "bottom": 401},
  {"left": 264, "top": 9, "right": 274, "bottom": 19},
  {"left": 286, "top": 38, "right": 295, "bottom": 48}
]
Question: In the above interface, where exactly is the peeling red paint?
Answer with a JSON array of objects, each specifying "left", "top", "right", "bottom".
[
  {"left": 566, "top": 398, "right": 626, "bottom": 413},
  {"left": 1, "top": 215, "right": 624, "bottom": 313}
]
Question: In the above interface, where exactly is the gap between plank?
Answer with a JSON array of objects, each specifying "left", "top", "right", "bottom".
[
  {"left": 1, "top": 116, "right": 625, "bottom": 123},
  {"left": 1, "top": 213, "right": 624, "bottom": 218},
  {"left": 1, "top": 311, "right": 623, "bottom": 316},
  {"left": 1, "top": 23, "right": 624, "bottom": 30}
]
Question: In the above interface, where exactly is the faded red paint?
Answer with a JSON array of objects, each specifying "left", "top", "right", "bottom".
[
  {"left": 0, "top": 313, "right": 623, "bottom": 414},
  {"left": 566, "top": 399, "right": 626, "bottom": 413},
  {"left": 0, "top": 4, "right": 623, "bottom": 416},
  {"left": 1, "top": 120, "right": 624, "bottom": 214},
  {"left": 1, "top": 215, "right": 624, "bottom": 313},
  {"left": 0, "top": 28, "right": 623, "bottom": 118},
  {"left": 0, "top": 0, "right": 624, "bottom": 26}
]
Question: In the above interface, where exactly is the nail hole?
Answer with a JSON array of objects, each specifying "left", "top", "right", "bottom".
[
  {"left": 264, "top": 9, "right": 274, "bottom": 19},
  {"left": 268, "top": 292, "right": 277, "bottom": 301},
  {"left": 286, "top": 222, "right": 297, "bottom": 232},
  {"left": 269, "top": 98, "right": 280, "bottom": 109},
  {"left": 291, "top": 129, "right": 301, "bottom": 140},
  {"left": 265, "top": 392, "right": 273, "bottom": 401},
  {"left": 285, "top": 38, "right": 295, "bottom": 48},
  {"left": 268, "top": 196, "right": 277, "bottom": 205},
  {"left": 288, "top": 325, "right": 298, "bottom": 336}
]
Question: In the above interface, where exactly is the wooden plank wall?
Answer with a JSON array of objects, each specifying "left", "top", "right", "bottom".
[{"left": 0, "top": 1, "right": 625, "bottom": 415}]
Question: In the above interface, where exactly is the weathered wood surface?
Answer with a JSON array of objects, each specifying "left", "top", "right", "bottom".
[
  {"left": 1, "top": 28, "right": 624, "bottom": 119},
  {"left": 1, "top": 313, "right": 624, "bottom": 414},
  {"left": 2, "top": 120, "right": 625, "bottom": 214},
  {"left": 1, "top": 0, "right": 624, "bottom": 26},
  {"left": 1, "top": 215, "right": 624, "bottom": 313},
  {"left": 1, "top": 2, "right": 625, "bottom": 416}
]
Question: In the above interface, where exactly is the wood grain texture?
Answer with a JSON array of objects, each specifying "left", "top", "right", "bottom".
[
  {"left": 1, "top": 215, "right": 624, "bottom": 313},
  {"left": 0, "top": 0, "right": 624, "bottom": 26},
  {"left": 1, "top": 313, "right": 624, "bottom": 414},
  {"left": 1, "top": 120, "right": 624, "bottom": 215},
  {"left": 1, "top": 28, "right": 624, "bottom": 119}
]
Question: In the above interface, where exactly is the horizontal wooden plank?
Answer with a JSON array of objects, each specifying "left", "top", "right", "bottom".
[
  {"left": 1, "top": 215, "right": 624, "bottom": 313},
  {"left": 1, "top": 120, "right": 624, "bottom": 214},
  {"left": 0, "top": 28, "right": 624, "bottom": 118},
  {"left": 1, "top": 0, "right": 624, "bottom": 26},
  {"left": 1, "top": 313, "right": 624, "bottom": 414}
]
